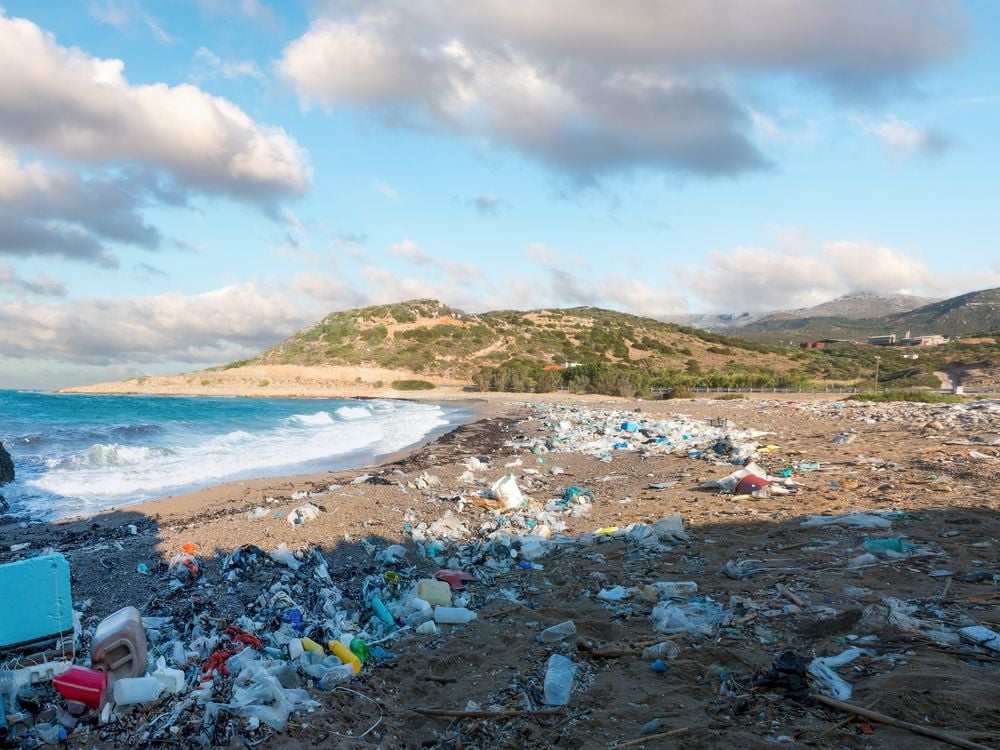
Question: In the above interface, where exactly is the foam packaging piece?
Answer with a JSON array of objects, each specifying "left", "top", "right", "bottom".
[{"left": 0, "top": 554, "right": 73, "bottom": 652}]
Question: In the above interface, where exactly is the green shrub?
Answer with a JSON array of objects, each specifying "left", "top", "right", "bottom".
[
  {"left": 848, "top": 391, "right": 964, "bottom": 404},
  {"left": 391, "top": 379, "right": 436, "bottom": 390},
  {"left": 664, "top": 385, "right": 694, "bottom": 399}
]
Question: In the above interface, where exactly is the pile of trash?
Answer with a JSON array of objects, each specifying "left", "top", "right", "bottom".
[{"left": 3, "top": 399, "right": 999, "bottom": 747}]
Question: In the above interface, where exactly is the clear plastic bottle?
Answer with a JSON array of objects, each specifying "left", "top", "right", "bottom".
[
  {"left": 650, "top": 581, "right": 699, "bottom": 598},
  {"left": 537, "top": 620, "right": 576, "bottom": 643},
  {"left": 433, "top": 606, "right": 477, "bottom": 625},
  {"left": 641, "top": 641, "right": 680, "bottom": 661},
  {"left": 543, "top": 654, "right": 573, "bottom": 706}
]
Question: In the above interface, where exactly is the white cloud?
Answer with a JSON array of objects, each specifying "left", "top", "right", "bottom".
[
  {"left": 279, "top": 0, "right": 965, "bottom": 180},
  {"left": 679, "top": 239, "right": 1000, "bottom": 312},
  {"left": 0, "top": 12, "right": 311, "bottom": 204},
  {"left": 0, "top": 261, "right": 66, "bottom": 296},
  {"left": 192, "top": 47, "right": 266, "bottom": 84},
  {"left": 861, "top": 116, "right": 952, "bottom": 159},
  {"left": 0, "top": 282, "right": 310, "bottom": 364},
  {"left": 198, "top": 0, "right": 277, "bottom": 28},
  {"left": 89, "top": 0, "right": 177, "bottom": 44},
  {"left": 524, "top": 242, "right": 588, "bottom": 270},
  {"left": 373, "top": 180, "right": 398, "bottom": 199},
  {"left": 388, "top": 240, "right": 489, "bottom": 285}
]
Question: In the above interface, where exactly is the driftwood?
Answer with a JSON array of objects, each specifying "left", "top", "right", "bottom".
[{"left": 816, "top": 695, "right": 996, "bottom": 750}]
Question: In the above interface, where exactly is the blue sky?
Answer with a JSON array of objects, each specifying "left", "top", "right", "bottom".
[{"left": 0, "top": 0, "right": 998, "bottom": 388}]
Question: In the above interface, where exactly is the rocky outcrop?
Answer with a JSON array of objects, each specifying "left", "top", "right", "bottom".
[{"left": 0, "top": 441, "right": 13, "bottom": 485}]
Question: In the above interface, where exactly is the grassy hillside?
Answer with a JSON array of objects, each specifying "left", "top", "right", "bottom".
[{"left": 238, "top": 299, "right": 801, "bottom": 379}]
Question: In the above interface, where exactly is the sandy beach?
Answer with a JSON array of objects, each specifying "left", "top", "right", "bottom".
[{"left": 2, "top": 393, "right": 999, "bottom": 748}]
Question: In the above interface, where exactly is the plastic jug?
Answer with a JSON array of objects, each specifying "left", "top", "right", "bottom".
[
  {"left": 52, "top": 666, "right": 107, "bottom": 710},
  {"left": 113, "top": 676, "right": 163, "bottom": 705},
  {"left": 91, "top": 606, "right": 147, "bottom": 683}
]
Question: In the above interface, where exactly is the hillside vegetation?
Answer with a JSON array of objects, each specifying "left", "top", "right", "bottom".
[{"left": 246, "top": 299, "right": 801, "bottom": 380}]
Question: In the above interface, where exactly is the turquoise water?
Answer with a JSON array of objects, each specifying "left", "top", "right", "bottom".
[{"left": 0, "top": 391, "right": 465, "bottom": 520}]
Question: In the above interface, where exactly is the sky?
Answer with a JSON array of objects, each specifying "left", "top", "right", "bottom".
[{"left": 0, "top": 0, "right": 999, "bottom": 389}]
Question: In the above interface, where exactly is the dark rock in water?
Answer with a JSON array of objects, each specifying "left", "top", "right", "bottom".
[
  {"left": 0, "top": 441, "right": 13, "bottom": 485},
  {"left": 0, "top": 493, "right": 8, "bottom": 515}
]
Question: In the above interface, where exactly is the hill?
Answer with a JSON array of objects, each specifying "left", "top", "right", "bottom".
[
  {"left": 883, "top": 287, "right": 1000, "bottom": 334},
  {"left": 741, "top": 286, "right": 1000, "bottom": 343},
  {"left": 243, "top": 299, "right": 798, "bottom": 378},
  {"left": 766, "top": 290, "right": 937, "bottom": 322}
]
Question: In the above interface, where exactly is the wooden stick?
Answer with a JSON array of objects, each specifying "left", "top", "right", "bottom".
[
  {"left": 413, "top": 708, "right": 565, "bottom": 719},
  {"left": 609, "top": 727, "right": 690, "bottom": 748},
  {"left": 776, "top": 583, "right": 807, "bottom": 608},
  {"left": 815, "top": 696, "right": 996, "bottom": 750}
]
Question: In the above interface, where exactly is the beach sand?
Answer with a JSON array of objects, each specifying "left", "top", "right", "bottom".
[{"left": 2, "top": 393, "right": 999, "bottom": 748}]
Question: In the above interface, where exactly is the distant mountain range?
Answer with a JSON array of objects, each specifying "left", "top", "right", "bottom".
[
  {"left": 663, "top": 290, "right": 938, "bottom": 332},
  {"left": 737, "top": 287, "right": 1000, "bottom": 342}
]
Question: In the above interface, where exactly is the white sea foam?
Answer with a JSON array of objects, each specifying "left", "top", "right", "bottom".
[
  {"left": 335, "top": 405, "right": 371, "bottom": 420},
  {"left": 289, "top": 411, "right": 335, "bottom": 426},
  {"left": 26, "top": 400, "right": 449, "bottom": 516}
]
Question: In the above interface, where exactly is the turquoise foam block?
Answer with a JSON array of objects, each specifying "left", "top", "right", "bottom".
[{"left": 0, "top": 554, "right": 73, "bottom": 652}]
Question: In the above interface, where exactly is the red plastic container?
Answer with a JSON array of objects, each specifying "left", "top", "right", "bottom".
[{"left": 52, "top": 666, "right": 107, "bottom": 710}]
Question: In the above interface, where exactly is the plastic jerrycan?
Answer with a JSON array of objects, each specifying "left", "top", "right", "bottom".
[{"left": 91, "top": 606, "right": 148, "bottom": 682}]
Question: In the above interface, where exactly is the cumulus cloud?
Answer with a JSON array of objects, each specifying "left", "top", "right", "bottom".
[
  {"left": 0, "top": 148, "right": 171, "bottom": 266},
  {"left": 678, "top": 239, "right": 1000, "bottom": 312},
  {"left": 279, "top": 0, "right": 965, "bottom": 180},
  {"left": 0, "top": 282, "right": 310, "bottom": 364},
  {"left": 0, "top": 12, "right": 310, "bottom": 204},
  {"left": 862, "top": 116, "right": 952, "bottom": 159}
]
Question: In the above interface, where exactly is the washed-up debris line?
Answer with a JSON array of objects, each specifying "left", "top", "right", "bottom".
[{"left": 1, "top": 399, "right": 999, "bottom": 748}]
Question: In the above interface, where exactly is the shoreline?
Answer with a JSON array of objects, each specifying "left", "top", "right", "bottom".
[
  {"left": 2, "top": 394, "right": 491, "bottom": 527},
  {"left": 0, "top": 394, "right": 998, "bottom": 747}
]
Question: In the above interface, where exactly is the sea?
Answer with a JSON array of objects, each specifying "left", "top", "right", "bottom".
[{"left": 0, "top": 390, "right": 469, "bottom": 521}]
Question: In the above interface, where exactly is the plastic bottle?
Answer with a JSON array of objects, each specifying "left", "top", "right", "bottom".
[
  {"left": 328, "top": 641, "right": 361, "bottom": 673},
  {"left": 349, "top": 638, "right": 369, "bottom": 665},
  {"left": 433, "top": 606, "right": 477, "bottom": 625},
  {"left": 641, "top": 641, "right": 680, "bottom": 661},
  {"left": 415, "top": 620, "right": 439, "bottom": 635},
  {"left": 650, "top": 581, "right": 699, "bottom": 598},
  {"left": 371, "top": 597, "right": 395, "bottom": 626},
  {"left": 543, "top": 654, "right": 573, "bottom": 706},
  {"left": 537, "top": 620, "right": 576, "bottom": 643},
  {"left": 319, "top": 664, "right": 355, "bottom": 689},
  {"left": 863, "top": 538, "right": 915, "bottom": 554},
  {"left": 113, "top": 676, "right": 164, "bottom": 705},
  {"left": 299, "top": 637, "right": 324, "bottom": 654}
]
